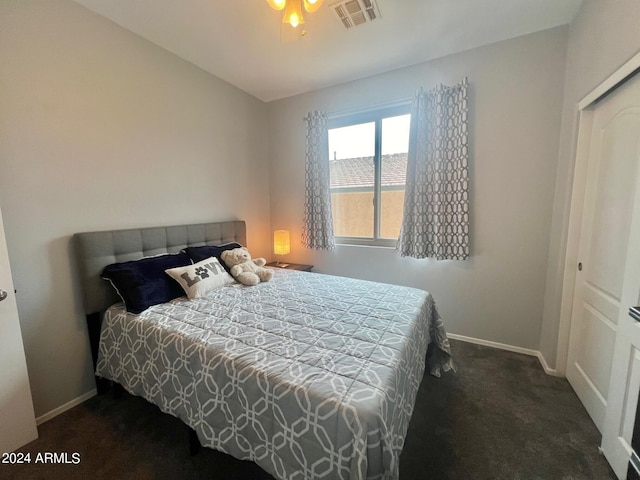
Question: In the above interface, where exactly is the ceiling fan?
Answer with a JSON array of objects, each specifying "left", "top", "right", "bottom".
[
  {"left": 265, "top": 0, "right": 323, "bottom": 41},
  {"left": 265, "top": 0, "right": 323, "bottom": 28},
  {"left": 266, "top": 0, "right": 381, "bottom": 42}
]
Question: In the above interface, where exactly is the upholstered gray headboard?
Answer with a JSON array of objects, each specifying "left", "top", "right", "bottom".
[{"left": 74, "top": 220, "right": 246, "bottom": 316}]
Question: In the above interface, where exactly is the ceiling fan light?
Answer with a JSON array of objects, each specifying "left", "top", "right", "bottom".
[
  {"left": 266, "top": 0, "right": 286, "bottom": 11},
  {"left": 283, "top": 0, "right": 305, "bottom": 27},
  {"left": 303, "top": 0, "right": 323, "bottom": 13}
]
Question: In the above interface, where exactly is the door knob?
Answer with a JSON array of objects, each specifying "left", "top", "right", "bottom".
[{"left": 0, "top": 289, "right": 7, "bottom": 302}]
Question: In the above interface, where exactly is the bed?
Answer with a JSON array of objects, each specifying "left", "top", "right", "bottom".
[{"left": 74, "top": 220, "right": 454, "bottom": 480}]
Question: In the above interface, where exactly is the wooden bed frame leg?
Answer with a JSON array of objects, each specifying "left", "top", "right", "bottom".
[
  {"left": 189, "top": 427, "right": 201, "bottom": 456},
  {"left": 95, "top": 376, "right": 111, "bottom": 395}
]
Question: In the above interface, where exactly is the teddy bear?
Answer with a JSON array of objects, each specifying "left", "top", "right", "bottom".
[{"left": 220, "top": 247, "right": 273, "bottom": 286}]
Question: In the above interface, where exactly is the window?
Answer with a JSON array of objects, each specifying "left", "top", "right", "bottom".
[{"left": 328, "top": 105, "right": 411, "bottom": 246}]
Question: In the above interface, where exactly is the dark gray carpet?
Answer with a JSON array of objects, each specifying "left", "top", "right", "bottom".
[{"left": 2, "top": 340, "right": 616, "bottom": 479}]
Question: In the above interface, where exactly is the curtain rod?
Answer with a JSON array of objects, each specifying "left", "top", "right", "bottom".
[
  {"left": 327, "top": 98, "right": 412, "bottom": 120},
  {"left": 302, "top": 98, "right": 412, "bottom": 121},
  {"left": 304, "top": 77, "right": 468, "bottom": 121}
]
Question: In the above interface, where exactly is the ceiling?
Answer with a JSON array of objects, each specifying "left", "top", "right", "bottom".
[{"left": 72, "top": 0, "right": 583, "bottom": 102}]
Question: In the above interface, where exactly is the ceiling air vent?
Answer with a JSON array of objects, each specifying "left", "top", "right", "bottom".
[{"left": 330, "top": 0, "right": 381, "bottom": 29}]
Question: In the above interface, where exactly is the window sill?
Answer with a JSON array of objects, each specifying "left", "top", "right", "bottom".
[{"left": 335, "top": 237, "right": 397, "bottom": 248}]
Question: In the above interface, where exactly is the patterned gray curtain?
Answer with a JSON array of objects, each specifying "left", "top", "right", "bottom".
[
  {"left": 396, "top": 78, "right": 469, "bottom": 260},
  {"left": 302, "top": 111, "right": 336, "bottom": 250}
]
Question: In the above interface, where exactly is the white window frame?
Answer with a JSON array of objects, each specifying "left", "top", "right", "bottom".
[{"left": 328, "top": 103, "right": 411, "bottom": 247}]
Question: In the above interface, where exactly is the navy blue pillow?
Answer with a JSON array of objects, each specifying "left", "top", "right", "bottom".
[
  {"left": 183, "top": 242, "right": 243, "bottom": 273},
  {"left": 102, "top": 253, "right": 192, "bottom": 314}
]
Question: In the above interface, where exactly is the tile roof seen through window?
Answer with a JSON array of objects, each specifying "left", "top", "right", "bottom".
[{"left": 330, "top": 153, "right": 408, "bottom": 189}]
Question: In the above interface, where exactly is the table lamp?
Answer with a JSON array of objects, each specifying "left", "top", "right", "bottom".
[{"left": 273, "top": 230, "right": 291, "bottom": 267}]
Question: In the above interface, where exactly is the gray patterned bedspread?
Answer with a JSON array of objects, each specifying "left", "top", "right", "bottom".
[{"left": 96, "top": 269, "right": 453, "bottom": 480}]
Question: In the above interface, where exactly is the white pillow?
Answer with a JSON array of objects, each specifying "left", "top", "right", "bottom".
[{"left": 165, "top": 257, "right": 235, "bottom": 299}]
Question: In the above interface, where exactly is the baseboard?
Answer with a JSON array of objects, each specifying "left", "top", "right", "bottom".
[
  {"left": 36, "top": 388, "right": 97, "bottom": 425},
  {"left": 536, "top": 351, "right": 562, "bottom": 377},
  {"left": 448, "top": 333, "right": 562, "bottom": 377}
]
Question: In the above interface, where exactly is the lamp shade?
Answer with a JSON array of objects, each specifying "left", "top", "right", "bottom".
[
  {"left": 303, "top": 0, "right": 323, "bottom": 13},
  {"left": 282, "top": 0, "right": 305, "bottom": 27},
  {"left": 266, "top": 0, "right": 286, "bottom": 11},
  {"left": 274, "top": 230, "right": 291, "bottom": 255}
]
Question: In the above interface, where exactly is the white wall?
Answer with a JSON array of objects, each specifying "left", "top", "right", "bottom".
[
  {"left": 540, "top": 0, "right": 640, "bottom": 369},
  {"left": 0, "top": 0, "right": 270, "bottom": 417},
  {"left": 268, "top": 28, "right": 568, "bottom": 351},
  {"left": 3, "top": 0, "right": 622, "bottom": 420}
]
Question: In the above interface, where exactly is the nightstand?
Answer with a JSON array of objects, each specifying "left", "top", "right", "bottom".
[{"left": 266, "top": 262, "right": 313, "bottom": 272}]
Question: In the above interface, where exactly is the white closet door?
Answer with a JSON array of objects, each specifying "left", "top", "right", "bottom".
[
  {"left": 566, "top": 71, "right": 640, "bottom": 437},
  {"left": 0, "top": 205, "right": 38, "bottom": 452},
  {"left": 599, "top": 72, "right": 640, "bottom": 478}
]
